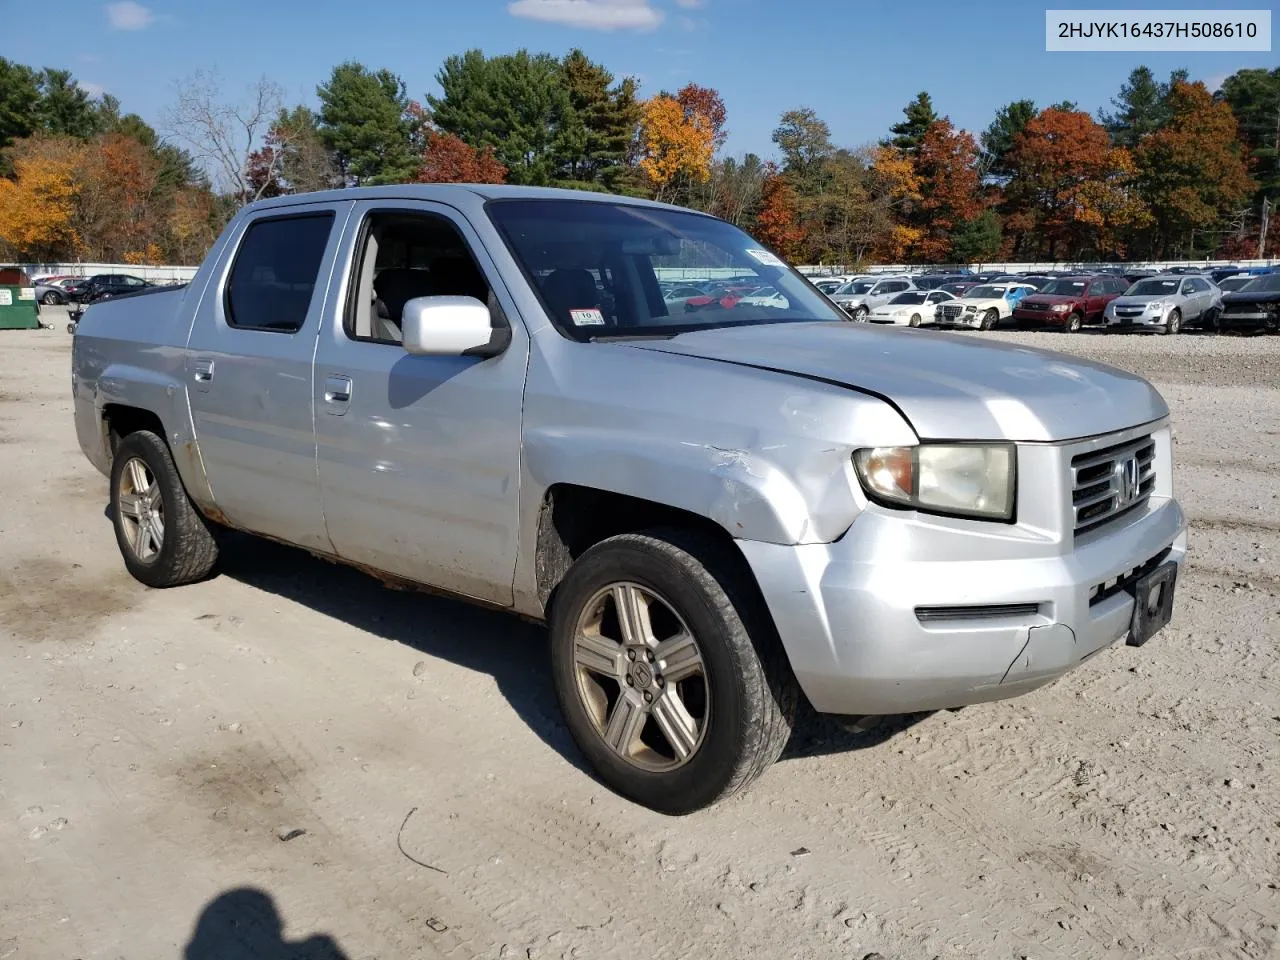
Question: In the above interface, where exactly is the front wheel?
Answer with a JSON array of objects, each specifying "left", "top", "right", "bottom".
[
  {"left": 42, "top": 291, "right": 60, "bottom": 305},
  {"left": 852, "top": 306, "right": 868, "bottom": 322},
  {"left": 981, "top": 309, "right": 999, "bottom": 331},
  {"left": 1163, "top": 309, "right": 1181, "bottom": 335},
  {"left": 909, "top": 313, "right": 922, "bottom": 327},
  {"left": 549, "top": 530, "right": 797, "bottom": 814},
  {"left": 110, "top": 430, "right": 219, "bottom": 588},
  {"left": 1065, "top": 312, "right": 1083, "bottom": 333}
]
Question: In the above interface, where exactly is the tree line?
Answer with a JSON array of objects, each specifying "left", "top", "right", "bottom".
[{"left": 0, "top": 53, "right": 1276, "bottom": 266}]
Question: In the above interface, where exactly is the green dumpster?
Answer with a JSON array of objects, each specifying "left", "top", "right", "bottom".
[{"left": 0, "top": 268, "right": 40, "bottom": 329}]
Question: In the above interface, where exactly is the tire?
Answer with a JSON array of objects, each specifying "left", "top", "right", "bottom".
[
  {"left": 909, "top": 313, "right": 922, "bottom": 327},
  {"left": 549, "top": 529, "right": 798, "bottom": 815},
  {"left": 1163, "top": 309, "right": 1181, "bottom": 335},
  {"left": 853, "top": 306, "right": 868, "bottom": 321},
  {"left": 110, "top": 430, "right": 218, "bottom": 588},
  {"left": 42, "top": 291, "right": 60, "bottom": 305},
  {"left": 981, "top": 309, "right": 999, "bottom": 331},
  {"left": 1065, "top": 312, "right": 1083, "bottom": 333},
  {"left": 66, "top": 322, "right": 76, "bottom": 335}
]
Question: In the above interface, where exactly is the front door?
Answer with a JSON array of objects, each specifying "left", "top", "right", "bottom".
[
  {"left": 311, "top": 200, "right": 528, "bottom": 606},
  {"left": 185, "top": 203, "right": 351, "bottom": 552}
]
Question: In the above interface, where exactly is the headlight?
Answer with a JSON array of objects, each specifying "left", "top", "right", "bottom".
[
  {"left": 853, "top": 444, "right": 1016, "bottom": 521},
  {"left": 1146, "top": 301, "right": 1163, "bottom": 312},
  {"left": 1050, "top": 303, "right": 1071, "bottom": 312},
  {"left": 964, "top": 305, "right": 977, "bottom": 312}
]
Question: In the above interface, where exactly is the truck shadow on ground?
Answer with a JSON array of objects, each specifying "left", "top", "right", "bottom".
[
  {"left": 184, "top": 886, "right": 349, "bottom": 959},
  {"left": 210, "top": 530, "right": 923, "bottom": 776}
]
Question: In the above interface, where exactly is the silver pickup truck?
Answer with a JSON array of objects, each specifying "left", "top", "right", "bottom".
[{"left": 72, "top": 185, "right": 1187, "bottom": 813}]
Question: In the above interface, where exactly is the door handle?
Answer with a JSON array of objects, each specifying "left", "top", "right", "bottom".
[
  {"left": 192, "top": 359, "right": 215, "bottom": 383},
  {"left": 324, "top": 375, "right": 353, "bottom": 414}
]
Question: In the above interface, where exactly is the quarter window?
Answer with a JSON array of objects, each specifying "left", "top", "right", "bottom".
[{"left": 225, "top": 213, "right": 335, "bottom": 333}]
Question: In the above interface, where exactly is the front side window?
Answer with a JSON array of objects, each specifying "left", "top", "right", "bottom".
[
  {"left": 487, "top": 199, "right": 844, "bottom": 340},
  {"left": 225, "top": 213, "right": 335, "bottom": 333},
  {"left": 344, "top": 211, "right": 494, "bottom": 345}
]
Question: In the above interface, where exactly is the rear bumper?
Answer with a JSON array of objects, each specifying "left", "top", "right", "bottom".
[{"left": 738, "top": 496, "right": 1187, "bottom": 716}]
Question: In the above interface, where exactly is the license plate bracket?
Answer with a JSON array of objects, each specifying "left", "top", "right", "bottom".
[{"left": 1127, "top": 561, "right": 1177, "bottom": 647}]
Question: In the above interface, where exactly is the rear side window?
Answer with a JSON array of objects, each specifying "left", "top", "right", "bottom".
[{"left": 226, "top": 213, "right": 335, "bottom": 333}]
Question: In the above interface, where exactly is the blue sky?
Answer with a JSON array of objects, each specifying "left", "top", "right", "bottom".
[{"left": 2, "top": 0, "right": 1274, "bottom": 159}]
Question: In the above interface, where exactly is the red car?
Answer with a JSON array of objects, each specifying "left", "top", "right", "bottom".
[{"left": 1011, "top": 275, "right": 1131, "bottom": 332}]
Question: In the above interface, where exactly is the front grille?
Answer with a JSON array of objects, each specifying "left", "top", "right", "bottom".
[
  {"left": 1022, "top": 301, "right": 1049, "bottom": 312},
  {"left": 1088, "top": 548, "right": 1171, "bottom": 607},
  {"left": 1071, "top": 435, "right": 1156, "bottom": 536},
  {"left": 940, "top": 304, "right": 965, "bottom": 320},
  {"left": 1115, "top": 307, "right": 1144, "bottom": 317}
]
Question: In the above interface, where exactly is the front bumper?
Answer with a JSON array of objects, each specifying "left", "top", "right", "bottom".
[
  {"left": 933, "top": 311, "right": 982, "bottom": 328},
  {"left": 738, "top": 489, "right": 1187, "bottom": 716},
  {"left": 1013, "top": 308, "right": 1071, "bottom": 325},
  {"left": 1105, "top": 311, "right": 1166, "bottom": 330}
]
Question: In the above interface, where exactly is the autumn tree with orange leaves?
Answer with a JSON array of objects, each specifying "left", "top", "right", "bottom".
[
  {"left": 0, "top": 145, "right": 80, "bottom": 259},
  {"left": 1134, "top": 81, "right": 1255, "bottom": 257},
  {"left": 754, "top": 168, "right": 806, "bottom": 259},
  {"left": 910, "top": 120, "right": 984, "bottom": 262},
  {"left": 417, "top": 130, "right": 507, "bottom": 184},
  {"left": 1001, "top": 108, "right": 1148, "bottom": 260},
  {"left": 638, "top": 95, "right": 715, "bottom": 199}
]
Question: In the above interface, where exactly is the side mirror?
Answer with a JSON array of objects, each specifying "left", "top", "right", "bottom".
[{"left": 401, "top": 296, "right": 506, "bottom": 358}]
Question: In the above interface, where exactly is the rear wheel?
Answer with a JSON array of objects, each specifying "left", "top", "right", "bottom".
[
  {"left": 42, "top": 291, "right": 60, "bottom": 305},
  {"left": 549, "top": 529, "right": 797, "bottom": 814},
  {"left": 1065, "top": 312, "right": 1083, "bottom": 333},
  {"left": 1163, "top": 309, "right": 1181, "bottom": 335},
  {"left": 981, "top": 309, "right": 999, "bottom": 331},
  {"left": 110, "top": 430, "right": 219, "bottom": 588}
]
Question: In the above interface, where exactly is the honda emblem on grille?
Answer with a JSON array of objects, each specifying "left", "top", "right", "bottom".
[{"left": 1114, "top": 456, "right": 1140, "bottom": 506}]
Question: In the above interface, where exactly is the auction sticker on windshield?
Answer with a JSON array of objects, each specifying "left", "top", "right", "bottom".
[
  {"left": 570, "top": 308, "right": 605, "bottom": 326},
  {"left": 745, "top": 249, "right": 786, "bottom": 267}
]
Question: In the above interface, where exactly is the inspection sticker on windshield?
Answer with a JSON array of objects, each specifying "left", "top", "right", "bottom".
[
  {"left": 570, "top": 308, "right": 605, "bottom": 326},
  {"left": 745, "top": 248, "right": 785, "bottom": 267}
]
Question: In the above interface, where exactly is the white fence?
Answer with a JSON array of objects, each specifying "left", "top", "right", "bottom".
[
  {"left": 798, "top": 258, "right": 1280, "bottom": 277},
  {"left": 16, "top": 262, "right": 200, "bottom": 283}
]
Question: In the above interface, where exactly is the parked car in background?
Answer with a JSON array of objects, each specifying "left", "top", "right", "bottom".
[
  {"left": 1012, "top": 275, "right": 1129, "bottom": 332},
  {"left": 1016, "top": 275, "right": 1057, "bottom": 290},
  {"left": 939, "top": 280, "right": 980, "bottom": 297},
  {"left": 34, "top": 277, "right": 78, "bottom": 305},
  {"left": 1209, "top": 266, "right": 1245, "bottom": 285},
  {"left": 867, "top": 289, "right": 957, "bottom": 325},
  {"left": 830, "top": 275, "right": 915, "bottom": 319},
  {"left": 912, "top": 274, "right": 969, "bottom": 290},
  {"left": 66, "top": 274, "right": 153, "bottom": 304},
  {"left": 1216, "top": 275, "right": 1256, "bottom": 293},
  {"left": 1103, "top": 274, "right": 1222, "bottom": 334},
  {"left": 1218, "top": 273, "right": 1280, "bottom": 333},
  {"left": 811, "top": 278, "right": 846, "bottom": 295},
  {"left": 934, "top": 282, "right": 1037, "bottom": 330}
]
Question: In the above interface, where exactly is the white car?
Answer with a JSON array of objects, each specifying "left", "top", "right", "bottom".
[
  {"left": 934, "top": 283, "right": 1038, "bottom": 331},
  {"left": 830, "top": 275, "right": 915, "bottom": 320},
  {"left": 867, "top": 290, "right": 958, "bottom": 326}
]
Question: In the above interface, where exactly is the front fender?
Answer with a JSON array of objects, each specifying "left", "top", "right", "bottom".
[{"left": 523, "top": 427, "right": 852, "bottom": 545}]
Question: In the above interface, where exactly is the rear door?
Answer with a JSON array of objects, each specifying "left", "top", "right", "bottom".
[{"left": 185, "top": 202, "right": 352, "bottom": 551}]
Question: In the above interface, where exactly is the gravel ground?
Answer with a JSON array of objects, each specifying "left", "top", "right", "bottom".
[{"left": 1, "top": 316, "right": 1277, "bottom": 960}]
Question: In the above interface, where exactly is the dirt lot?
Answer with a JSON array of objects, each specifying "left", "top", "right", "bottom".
[{"left": 2, "top": 314, "right": 1278, "bottom": 960}]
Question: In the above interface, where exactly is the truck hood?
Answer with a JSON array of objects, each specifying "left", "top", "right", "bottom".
[
  {"left": 625, "top": 322, "right": 1167, "bottom": 442},
  {"left": 1020, "top": 294, "right": 1079, "bottom": 306}
]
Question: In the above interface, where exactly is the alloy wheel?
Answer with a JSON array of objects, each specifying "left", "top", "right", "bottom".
[
  {"left": 116, "top": 457, "right": 164, "bottom": 562},
  {"left": 572, "top": 582, "right": 709, "bottom": 772}
]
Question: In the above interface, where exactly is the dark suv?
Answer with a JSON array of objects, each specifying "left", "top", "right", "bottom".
[{"left": 65, "top": 274, "right": 151, "bottom": 303}]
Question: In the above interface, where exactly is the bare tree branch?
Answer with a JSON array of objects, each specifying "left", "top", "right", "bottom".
[{"left": 163, "top": 70, "right": 285, "bottom": 207}]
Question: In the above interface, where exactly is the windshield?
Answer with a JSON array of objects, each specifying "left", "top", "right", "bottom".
[
  {"left": 965, "top": 285, "right": 1006, "bottom": 299},
  {"left": 1126, "top": 278, "right": 1180, "bottom": 296},
  {"left": 1241, "top": 274, "right": 1280, "bottom": 292},
  {"left": 888, "top": 292, "right": 928, "bottom": 305},
  {"left": 1039, "top": 279, "right": 1087, "bottom": 295},
  {"left": 940, "top": 282, "right": 972, "bottom": 295},
  {"left": 837, "top": 280, "right": 875, "bottom": 295},
  {"left": 486, "top": 200, "right": 844, "bottom": 339}
]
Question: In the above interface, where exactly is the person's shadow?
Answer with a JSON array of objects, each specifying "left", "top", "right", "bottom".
[{"left": 184, "top": 887, "right": 349, "bottom": 960}]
